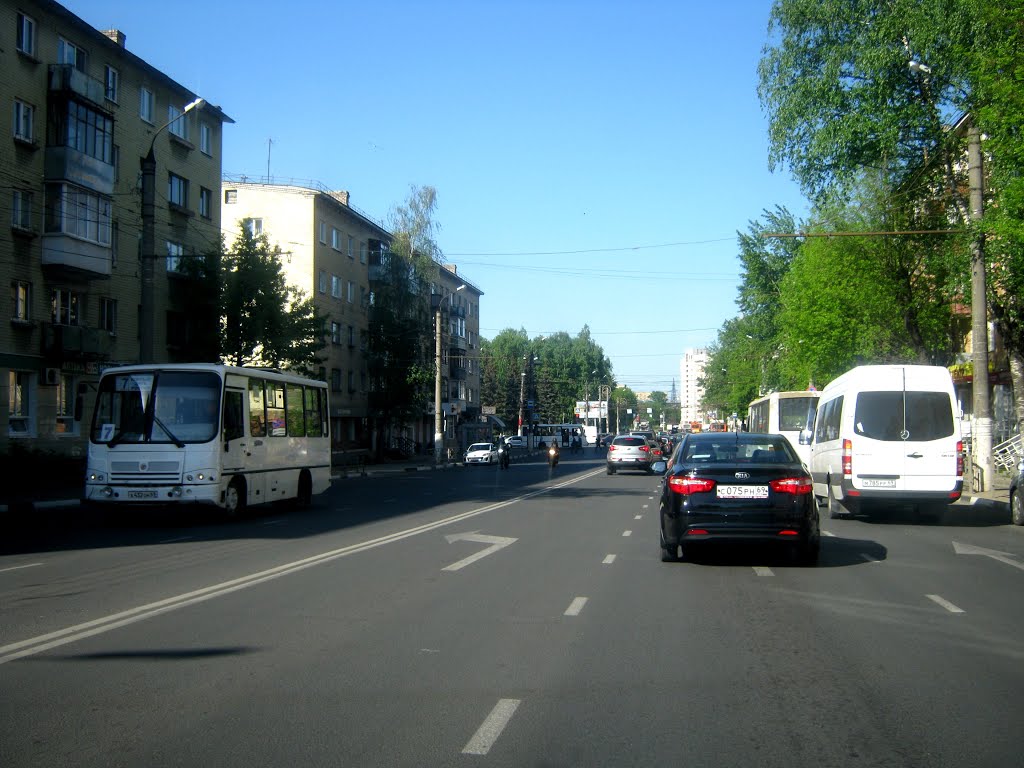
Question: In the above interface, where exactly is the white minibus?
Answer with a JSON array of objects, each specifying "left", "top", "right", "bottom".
[
  {"left": 803, "top": 365, "right": 963, "bottom": 517},
  {"left": 85, "top": 364, "right": 331, "bottom": 516}
]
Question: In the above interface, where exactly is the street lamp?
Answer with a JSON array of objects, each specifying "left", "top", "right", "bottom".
[
  {"left": 517, "top": 352, "right": 538, "bottom": 444},
  {"left": 434, "top": 284, "right": 465, "bottom": 465},
  {"left": 140, "top": 97, "right": 205, "bottom": 363}
]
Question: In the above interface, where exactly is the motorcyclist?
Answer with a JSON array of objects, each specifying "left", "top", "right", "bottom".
[
  {"left": 547, "top": 440, "right": 560, "bottom": 467},
  {"left": 498, "top": 439, "right": 510, "bottom": 469}
]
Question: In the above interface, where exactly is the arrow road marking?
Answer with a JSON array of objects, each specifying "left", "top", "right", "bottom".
[
  {"left": 952, "top": 541, "right": 1024, "bottom": 572},
  {"left": 442, "top": 532, "right": 517, "bottom": 572}
]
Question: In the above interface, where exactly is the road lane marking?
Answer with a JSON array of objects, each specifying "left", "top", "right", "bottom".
[
  {"left": 565, "top": 597, "right": 588, "bottom": 616},
  {"left": 602, "top": 555, "right": 616, "bottom": 564},
  {"left": 634, "top": 515, "right": 643, "bottom": 520},
  {"left": 952, "top": 541, "right": 1024, "bottom": 571},
  {"left": 822, "top": 531, "right": 836, "bottom": 537},
  {"left": 753, "top": 566, "right": 774, "bottom": 577},
  {"left": 462, "top": 698, "right": 521, "bottom": 755},
  {"left": 622, "top": 530, "right": 632, "bottom": 537},
  {"left": 642, "top": 504, "right": 649, "bottom": 509},
  {"left": 0, "top": 562, "right": 43, "bottom": 574},
  {"left": 926, "top": 594, "right": 964, "bottom": 613},
  {"left": 442, "top": 533, "right": 517, "bottom": 572},
  {"left": 0, "top": 468, "right": 606, "bottom": 665}
]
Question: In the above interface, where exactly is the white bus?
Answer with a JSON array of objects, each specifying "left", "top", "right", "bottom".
[
  {"left": 532, "top": 423, "right": 594, "bottom": 448},
  {"left": 85, "top": 364, "right": 331, "bottom": 515},
  {"left": 747, "top": 390, "right": 820, "bottom": 466}
]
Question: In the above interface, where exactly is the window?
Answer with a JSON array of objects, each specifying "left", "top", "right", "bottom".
[
  {"left": 139, "top": 88, "right": 154, "bottom": 123},
  {"left": 331, "top": 228, "right": 341, "bottom": 250},
  {"left": 199, "top": 187, "right": 212, "bottom": 219},
  {"left": 56, "top": 100, "right": 113, "bottom": 164},
  {"left": 11, "top": 281, "right": 30, "bottom": 322},
  {"left": 12, "top": 190, "right": 32, "bottom": 230},
  {"left": 166, "top": 241, "right": 184, "bottom": 273},
  {"left": 168, "top": 173, "right": 188, "bottom": 208},
  {"left": 13, "top": 99, "right": 34, "bottom": 142},
  {"left": 318, "top": 221, "right": 327, "bottom": 244},
  {"left": 331, "top": 321, "right": 341, "bottom": 344},
  {"left": 854, "top": 391, "right": 954, "bottom": 442},
  {"left": 199, "top": 122, "right": 212, "bottom": 154},
  {"left": 359, "top": 242, "right": 367, "bottom": 264},
  {"left": 57, "top": 37, "right": 86, "bottom": 72},
  {"left": 330, "top": 369, "right": 342, "bottom": 393},
  {"left": 167, "top": 105, "right": 188, "bottom": 140},
  {"left": 51, "top": 288, "right": 80, "bottom": 326},
  {"left": 100, "top": 297, "right": 117, "bottom": 333},
  {"left": 346, "top": 281, "right": 354, "bottom": 303},
  {"left": 104, "top": 66, "right": 119, "bottom": 103},
  {"left": 248, "top": 379, "right": 266, "bottom": 436},
  {"left": 286, "top": 384, "right": 305, "bottom": 436},
  {"left": 9, "top": 371, "right": 32, "bottom": 437},
  {"left": 347, "top": 370, "right": 355, "bottom": 393},
  {"left": 318, "top": 270, "right": 327, "bottom": 294},
  {"left": 331, "top": 275, "right": 341, "bottom": 299},
  {"left": 44, "top": 184, "right": 111, "bottom": 245},
  {"left": 265, "top": 382, "right": 286, "bottom": 436},
  {"left": 244, "top": 218, "right": 263, "bottom": 236},
  {"left": 16, "top": 12, "right": 36, "bottom": 57},
  {"left": 347, "top": 235, "right": 354, "bottom": 259},
  {"left": 56, "top": 374, "right": 76, "bottom": 434},
  {"left": 348, "top": 325, "right": 355, "bottom": 347},
  {"left": 224, "top": 189, "right": 237, "bottom": 204}
]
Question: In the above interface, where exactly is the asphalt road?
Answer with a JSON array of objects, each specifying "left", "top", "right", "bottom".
[{"left": 1, "top": 452, "right": 1023, "bottom": 767}]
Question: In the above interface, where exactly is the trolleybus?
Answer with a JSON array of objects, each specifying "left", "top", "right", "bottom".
[{"left": 746, "top": 390, "right": 819, "bottom": 466}]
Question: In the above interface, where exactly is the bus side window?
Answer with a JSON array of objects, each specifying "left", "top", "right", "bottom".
[{"left": 224, "top": 390, "right": 244, "bottom": 443}]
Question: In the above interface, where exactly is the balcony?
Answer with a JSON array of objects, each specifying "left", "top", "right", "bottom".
[
  {"left": 41, "top": 234, "right": 112, "bottom": 277},
  {"left": 42, "top": 323, "right": 113, "bottom": 360},
  {"left": 448, "top": 334, "right": 468, "bottom": 353},
  {"left": 449, "top": 363, "right": 467, "bottom": 380},
  {"left": 49, "top": 64, "right": 106, "bottom": 107},
  {"left": 44, "top": 144, "right": 115, "bottom": 195}
]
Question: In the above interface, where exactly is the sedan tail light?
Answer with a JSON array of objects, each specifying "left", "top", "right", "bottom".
[
  {"left": 769, "top": 477, "right": 813, "bottom": 495},
  {"left": 639, "top": 445, "right": 650, "bottom": 453},
  {"left": 668, "top": 476, "right": 716, "bottom": 495}
]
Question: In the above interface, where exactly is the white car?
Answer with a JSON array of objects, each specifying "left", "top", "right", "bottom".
[
  {"left": 504, "top": 436, "right": 527, "bottom": 449},
  {"left": 464, "top": 442, "right": 498, "bottom": 465}
]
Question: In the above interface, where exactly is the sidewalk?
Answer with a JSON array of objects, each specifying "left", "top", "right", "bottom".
[{"left": 962, "top": 470, "right": 1013, "bottom": 512}]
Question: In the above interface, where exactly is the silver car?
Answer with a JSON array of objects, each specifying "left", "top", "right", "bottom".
[{"left": 607, "top": 435, "right": 655, "bottom": 474}]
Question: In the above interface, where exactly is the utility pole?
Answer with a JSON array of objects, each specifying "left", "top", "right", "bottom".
[{"left": 968, "top": 120, "right": 993, "bottom": 491}]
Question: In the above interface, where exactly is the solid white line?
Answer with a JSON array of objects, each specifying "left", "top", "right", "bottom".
[
  {"left": 0, "top": 469, "right": 606, "bottom": 665},
  {"left": 926, "top": 594, "right": 965, "bottom": 614},
  {"left": 622, "top": 530, "right": 632, "bottom": 537},
  {"left": 753, "top": 566, "right": 774, "bottom": 577},
  {"left": 0, "top": 562, "right": 43, "bottom": 574},
  {"left": 860, "top": 553, "right": 880, "bottom": 563},
  {"left": 602, "top": 555, "right": 616, "bottom": 564},
  {"left": 462, "top": 698, "right": 521, "bottom": 755},
  {"left": 565, "top": 597, "right": 588, "bottom": 616},
  {"left": 158, "top": 536, "right": 194, "bottom": 544}
]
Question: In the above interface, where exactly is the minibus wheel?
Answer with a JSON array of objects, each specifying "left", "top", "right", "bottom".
[{"left": 223, "top": 477, "right": 246, "bottom": 518}]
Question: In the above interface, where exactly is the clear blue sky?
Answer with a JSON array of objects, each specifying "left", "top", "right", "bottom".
[{"left": 65, "top": 0, "right": 809, "bottom": 394}]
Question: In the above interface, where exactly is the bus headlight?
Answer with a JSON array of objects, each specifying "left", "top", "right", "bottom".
[{"left": 88, "top": 471, "right": 106, "bottom": 483}]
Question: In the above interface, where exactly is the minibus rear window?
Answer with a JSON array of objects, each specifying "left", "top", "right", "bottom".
[{"left": 854, "top": 391, "right": 954, "bottom": 441}]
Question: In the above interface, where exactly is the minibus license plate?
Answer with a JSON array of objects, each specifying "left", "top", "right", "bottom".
[
  {"left": 128, "top": 490, "right": 158, "bottom": 500},
  {"left": 718, "top": 485, "right": 768, "bottom": 499},
  {"left": 861, "top": 479, "right": 896, "bottom": 488}
]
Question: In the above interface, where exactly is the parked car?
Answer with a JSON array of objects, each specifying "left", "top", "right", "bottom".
[
  {"left": 464, "top": 442, "right": 498, "bottom": 465},
  {"left": 503, "top": 435, "right": 527, "bottom": 449},
  {"left": 1011, "top": 460, "right": 1024, "bottom": 526},
  {"left": 657, "top": 432, "right": 820, "bottom": 564},
  {"left": 607, "top": 435, "right": 655, "bottom": 474}
]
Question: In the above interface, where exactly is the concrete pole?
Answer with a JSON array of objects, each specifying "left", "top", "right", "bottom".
[
  {"left": 140, "top": 147, "right": 156, "bottom": 363},
  {"left": 968, "top": 120, "right": 993, "bottom": 491},
  {"left": 434, "top": 305, "right": 444, "bottom": 466}
]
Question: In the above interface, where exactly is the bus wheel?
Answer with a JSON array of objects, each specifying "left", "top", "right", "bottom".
[
  {"left": 223, "top": 477, "right": 246, "bottom": 519},
  {"left": 296, "top": 471, "right": 313, "bottom": 508}
]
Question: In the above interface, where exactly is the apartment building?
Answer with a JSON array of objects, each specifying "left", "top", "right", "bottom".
[
  {"left": 679, "top": 348, "right": 708, "bottom": 425},
  {"left": 433, "top": 264, "right": 484, "bottom": 451},
  {"left": 1, "top": 0, "right": 232, "bottom": 460},
  {"left": 221, "top": 180, "right": 388, "bottom": 447}
]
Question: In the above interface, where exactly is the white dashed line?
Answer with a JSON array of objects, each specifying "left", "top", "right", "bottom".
[
  {"left": 634, "top": 515, "right": 643, "bottom": 520},
  {"left": 622, "top": 530, "right": 632, "bottom": 537},
  {"left": 0, "top": 562, "right": 43, "bottom": 574},
  {"left": 822, "top": 531, "right": 836, "bottom": 537},
  {"left": 753, "top": 566, "right": 774, "bottom": 577},
  {"left": 462, "top": 698, "right": 521, "bottom": 755},
  {"left": 602, "top": 555, "right": 616, "bottom": 564},
  {"left": 926, "top": 594, "right": 964, "bottom": 613},
  {"left": 564, "top": 597, "right": 588, "bottom": 616}
]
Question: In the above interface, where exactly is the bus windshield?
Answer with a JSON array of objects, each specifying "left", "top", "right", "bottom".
[{"left": 91, "top": 370, "right": 222, "bottom": 445}]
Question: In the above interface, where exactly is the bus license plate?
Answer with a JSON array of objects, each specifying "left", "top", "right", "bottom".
[
  {"left": 127, "top": 490, "right": 158, "bottom": 500},
  {"left": 861, "top": 479, "right": 897, "bottom": 488},
  {"left": 718, "top": 485, "right": 768, "bottom": 499}
]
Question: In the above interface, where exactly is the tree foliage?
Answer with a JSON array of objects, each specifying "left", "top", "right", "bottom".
[{"left": 220, "top": 222, "right": 322, "bottom": 373}]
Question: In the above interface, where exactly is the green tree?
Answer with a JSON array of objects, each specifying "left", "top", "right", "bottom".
[
  {"left": 479, "top": 328, "right": 531, "bottom": 431},
  {"left": 220, "top": 222, "right": 322, "bottom": 372},
  {"left": 367, "top": 185, "right": 442, "bottom": 451},
  {"left": 610, "top": 386, "right": 638, "bottom": 433}
]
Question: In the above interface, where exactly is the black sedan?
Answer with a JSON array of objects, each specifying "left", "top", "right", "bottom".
[{"left": 657, "top": 432, "right": 820, "bottom": 564}]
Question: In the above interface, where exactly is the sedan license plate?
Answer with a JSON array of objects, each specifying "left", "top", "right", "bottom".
[
  {"left": 127, "top": 490, "right": 158, "bottom": 500},
  {"left": 860, "top": 478, "right": 897, "bottom": 488},
  {"left": 717, "top": 485, "right": 769, "bottom": 499}
]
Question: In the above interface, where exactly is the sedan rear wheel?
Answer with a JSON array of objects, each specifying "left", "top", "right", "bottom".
[
  {"left": 660, "top": 530, "right": 679, "bottom": 562},
  {"left": 1012, "top": 489, "right": 1024, "bottom": 526}
]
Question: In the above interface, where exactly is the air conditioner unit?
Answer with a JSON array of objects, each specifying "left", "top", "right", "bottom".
[{"left": 43, "top": 368, "right": 60, "bottom": 386}]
